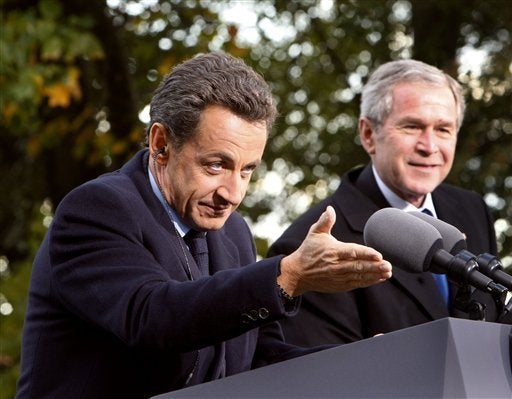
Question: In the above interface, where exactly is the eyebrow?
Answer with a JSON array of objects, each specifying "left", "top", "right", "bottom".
[
  {"left": 203, "top": 151, "right": 262, "bottom": 168},
  {"left": 397, "top": 116, "right": 456, "bottom": 127}
]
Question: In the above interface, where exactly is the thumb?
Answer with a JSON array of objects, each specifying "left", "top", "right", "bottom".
[{"left": 310, "top": 205, "right": 336, "bottom": 235}]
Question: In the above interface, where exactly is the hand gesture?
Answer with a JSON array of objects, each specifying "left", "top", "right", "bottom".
[{"left": 278, "top": 206, "right": 392, "bottom": 296}]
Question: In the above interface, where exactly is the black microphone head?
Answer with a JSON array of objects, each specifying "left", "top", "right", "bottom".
[
  {"left": 409, "top": 211, "right": 467, "bottom": 254},
  {"left": 364, "top": 208, "right": 444, "bottom": 273}
]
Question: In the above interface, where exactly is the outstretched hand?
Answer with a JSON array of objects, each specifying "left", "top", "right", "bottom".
[{"left": 278, "top": 206, "right": 392, "bottom": 296}]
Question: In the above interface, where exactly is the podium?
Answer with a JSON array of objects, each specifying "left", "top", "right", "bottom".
[{"left": 153, "top": 318, "right": 512, "bottom": 398}]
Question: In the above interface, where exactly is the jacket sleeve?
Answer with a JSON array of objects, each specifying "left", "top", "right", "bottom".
[{"left": 49, "top": 179, "right": 293, "bottom": 352}]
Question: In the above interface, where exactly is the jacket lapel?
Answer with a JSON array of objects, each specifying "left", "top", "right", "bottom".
[
  {"left": 333, "top": 165, "right": 385, "bottom": 234},
  {"left": 431, "top": 191, "right": 468, "bottom": 239},
  {"left": 120, "top": 150, "right": 204, "bottom": 280}
]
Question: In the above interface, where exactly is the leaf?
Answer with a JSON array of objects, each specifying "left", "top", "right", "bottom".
[
  {"left": 42, "top": 83, "right": 71, "bottom": 107},
  {"left": 39, "top": 66, "right": 82, "bottom": 108},
  {"left": 66, "top": 32, "right": 105, "bottom": 62},
  {"left": 41, "top": 35, "right": 63, "bottom": 61},
  {"left": 1, "top": 102, "right": 18, "bottom": 123},
  {"left": 38, "top": 0, "right": 63, "bottom": 20}
]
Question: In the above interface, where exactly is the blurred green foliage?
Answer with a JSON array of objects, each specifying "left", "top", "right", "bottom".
[{"left": 1, "top": 0, "right": 511, "bottom": 396}]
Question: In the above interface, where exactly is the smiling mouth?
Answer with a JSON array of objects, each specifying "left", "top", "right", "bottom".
[{"left": 409, "top": 162, "right": 439, "bottom": 169}]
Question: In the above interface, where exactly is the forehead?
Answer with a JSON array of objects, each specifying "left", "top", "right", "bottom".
[
  {"left": 391, "top": 82, "right": 456, "bottom": 109},
  {"left": 388, "top": 83, "right": 457, "bottom": 122},
  {"left": 191, "top": 105, "right": 268, "bottom": 157}
]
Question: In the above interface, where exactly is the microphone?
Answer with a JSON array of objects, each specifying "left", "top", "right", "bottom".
[
  {"left": 364, "top": 208, "right": 505, "bottom": 295},
  {"left": 409, "top": 212, "right": 512, "bottom": 290},
  {"left": 408, "top": 211, "right": 466, "bottom": 254},
  {"left": 474, "top": 253, "right": 512, "bottom": 291},
  {"left": 363, "top": 208, "right": 443, "bottom": 273}
]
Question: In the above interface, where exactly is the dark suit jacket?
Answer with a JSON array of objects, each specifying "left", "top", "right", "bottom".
[
  {"left": 16, "top": 150, "right": 312, "bottom": 399},
  {"left": 268, "top": 164, "right": 500, "bottom": 346}
]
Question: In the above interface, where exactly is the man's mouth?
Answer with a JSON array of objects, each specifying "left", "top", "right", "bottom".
[
  {"left": 409, "top": 162, "right": 440, "bottom": 169},
  {"left": 201, "top": 203, "right": 231, "bottom": 216}
]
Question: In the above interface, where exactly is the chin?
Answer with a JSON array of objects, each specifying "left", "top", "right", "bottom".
[
  {"left": 407, "top": 177, "right": 440, "bottom": 192},
  {"left": 197, "top": 218, "right": 228, "bottom": 232}
]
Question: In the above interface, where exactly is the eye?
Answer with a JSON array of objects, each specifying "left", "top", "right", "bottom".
[
  {"left": 436, "top": 126, "right": 455, "bottom": 138},
  {"left": 207, "top": 162, "right": 223, "bottom": 173},
  {"left": 399, "top": 124, "right": 422, "bottom": 134},
  {"left": 241, "top": 165, "right": 256, "bottom": 179}
]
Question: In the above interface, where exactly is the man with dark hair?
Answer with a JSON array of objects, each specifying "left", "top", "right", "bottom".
[
  {"left": 268, "top": 59, "right": 503, "bottom": 347},
  {"left": 16, "top": 52, "right": 391, "bottom": 399}
]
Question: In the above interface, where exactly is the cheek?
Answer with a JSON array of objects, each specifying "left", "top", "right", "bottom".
[
  {"left": 442, "top": 142, "right": 456, "bottom": 161},
  {"left": 378, "top": 133, "right": 409, "bottom": 152},
  {"left": 194, "top": 177, "right": 223, "bottom": 200},
  {"left": 240, "top": 179, "right": 251, "bottom": 193},
  {"left": 170, "top": 172, "right": 205, "bottom": 207},
  {"left": 376, "top": 139, "right": 407, "bottom": 162},
  {"left": 437, "top": 141, "right": 457, "bottom": 170}
]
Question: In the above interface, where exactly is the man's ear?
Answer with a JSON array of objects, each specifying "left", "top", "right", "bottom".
[
  {"left": 359, "top": 117, "right": 376, "bottom": 155},
  {"left": 149, "top": 123, "right": 169, "bottom": 161}
]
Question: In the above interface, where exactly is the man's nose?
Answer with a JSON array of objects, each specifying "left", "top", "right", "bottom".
[
  {"left": 216, "top": 173, "right": 245, "bottom": 205},
  {"left": 417, "top": 128, "right": 439, "bottom": 154}
]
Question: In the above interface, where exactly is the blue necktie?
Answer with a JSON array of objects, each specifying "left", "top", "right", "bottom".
[{"left": 421, "top": 208, "right": 450, "bottom": 306}]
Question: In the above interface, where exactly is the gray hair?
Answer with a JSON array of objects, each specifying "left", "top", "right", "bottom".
[
  {"left": 360, "top": 59, "right": 465, "bottom": 131},
  {"left": 146, "top": 52, "right": 277, "bottom": 149}
]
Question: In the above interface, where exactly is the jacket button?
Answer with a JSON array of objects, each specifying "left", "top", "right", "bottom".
[
  {"left": 241, "top": 310, "right": 259, "bottom": 323},
  {"left": 241, "top": 313, "right": 251, "bottom": 324},
  {"left": 241, "top": 308, "right": 270, "bottom": 323},
  {"left": 258, "top": 308, "right": 269, "bottom": 319},
  {"left": 249, "top": 309, "right": 259, "bottom": 320}
]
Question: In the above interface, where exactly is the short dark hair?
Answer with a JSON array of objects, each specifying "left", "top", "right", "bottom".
[{"left": 146, "top": 52, "right": 277, "bottom": 149}]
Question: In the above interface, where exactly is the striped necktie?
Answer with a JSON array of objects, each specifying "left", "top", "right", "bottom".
[
  {"left": 184, "top": 230, "right": 210, "bottom": 276},
  {"left": 422, "top": 208, "right": 450, "bottom": 306}
]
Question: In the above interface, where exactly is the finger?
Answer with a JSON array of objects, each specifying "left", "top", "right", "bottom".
[
  {"left": 335, "top": 242, "right": 384, "bottom": 262},
  {"left": 352, "top": 269, "right": 392, "bottom": 287},
  {"left": 351, "top": 259, "right": 391, "bottom": 273},
  {"left": 347, "top": 260, "right": 393, "bottom": 280},
  {"left": 314, "top": 264, "right": 392, "bottom": 292},
  {"left": 309, "top": 206, "right": 336, "bottom": 235},
  {"left": 365, "top": 260, "right": 392, "bottom": 276},
  {"left": 332, "top": 260, "right": 392, "bottom": 280}
]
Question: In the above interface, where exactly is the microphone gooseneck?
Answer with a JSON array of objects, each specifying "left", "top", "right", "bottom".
[{"left": 475, "top": 253, "right": 512, "bottom": 290}]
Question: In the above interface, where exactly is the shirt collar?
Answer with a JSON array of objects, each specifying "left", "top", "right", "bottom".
[
  {"left": 371, "top": 165, "right": 437, "bottom": 217},
  {"left": 148, "top": 166, "right": 191, "bottom": 237}
]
